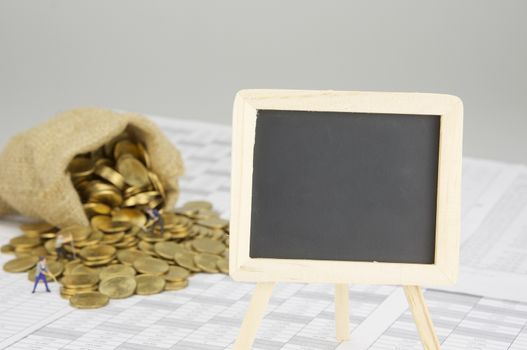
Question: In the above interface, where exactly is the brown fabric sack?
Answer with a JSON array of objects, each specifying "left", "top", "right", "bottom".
[{"left": 0, "top": 108, "right": 184, "bottom": 228}]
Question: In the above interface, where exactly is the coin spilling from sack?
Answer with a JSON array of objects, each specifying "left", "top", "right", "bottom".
[{"left": 1, "top": 132, "right": 229, "bottom": 309}]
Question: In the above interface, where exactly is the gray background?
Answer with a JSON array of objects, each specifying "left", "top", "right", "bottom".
[{"left": 1, "top": 0, "right": 525, "bottom": 164}]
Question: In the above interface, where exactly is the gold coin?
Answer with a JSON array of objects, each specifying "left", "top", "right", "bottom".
[
  {"left": 20, "top": 222, "right": 56, "bottom": 236},
  {"left": 113, "top": 236, "right": 138, "bottom": 249},
  {"left": 68, "top": 157, "right": 95, "bottom": 178},
  {"left": 90, "top": 215, "right": 112, "bottom": 231},
  {"left": 39, "top": 230, "right": 58, "bottom": 239},
  {"left": 169, "top": 230, "right": 190, "bottom": 240},
  {"left": 61, "top": 286, "right": 98, "bottom": 298},
  {"left": 89, "top": 188, "right": 123, "bottom": 207},
  {"left": 94, "top": 165, "right": 126, "bottom": 190},
  {"left": 191, "top": 225, "right": 209, "bottom": 238},
  {"left": 1, "top": 244, "right": 15, "bottom": 254},
  {"left": 117, "top": 249, "right": 146, "bottom": 265},
  {"left": 113, "top": 140, "right": 141, "bottom": 160},
  {"left": 74, "top": 229, "right": 103, "bottom": 248},
  {"left": 74, "top": 178, "right": 91, "bottom": 194},
  {"left": 133, "top": 256, "right": 169, "bottom": 275},
  {"left": 148, "top": 198, "right": 163, "bottom": 209},
  {"left": 27, "top": 260, "right": 64, "bottom": 282},
  {"left": 112, "top": 208, "right": 146, "bottom": 227},
  {"left": 123, "top": 185, "right": 145, "bottom": 198},
  {"left": 3, "top": 256, "right": 38, "bottom": 273},
  {"left": 9, "top": 236, "right": 41, "bottom": 249},
  {"left": 137, "top": 230, "right": 169, "bottom": 243},
  {"left": 100, "top": 232, "right": 125, "bottom": 245},
  {"left": 138, "top": 241, "right": 156, "bottom": 255},
  {"left": 83, "top": 256, "right": 116, "bottom": 267},
  {"left": 63, "top": 260, "right": 83, "bottom": 274},
  {"left": 164, "top": 266, "right": 190, "bottom": 282},
  {"left": 208, "top": 229, "right": 226, "bottom": 241},
  {"left": 161, "top": 212, "right": 180, "bottom": 229},
  {"left": 164, "top": 279, "right": 189, "bottom": 291},
  {"left": 174, "top": 252, "right": 200, "bottom": 272},
  {"left": 43, "top": 240, "right": 58, "bottom": 256},
  {"left": 61, "top": 273, "right": 99, "bottom": 288},
  {"left": 170, "top": 218, "right": 192, "bottom": 232},
  {"left": 194, "top": 253, "right": 221, "bottom": 273},
  {"left": 14, "top": 247, "right": 34, "bottom": 255},
  {"left": 94, "top": 157, "right": 112, "bottom": 168},
  {"left": 182, "top": 241, "right": 194, "bottom": 250},
  {"left": 148, "top": 172, "right": 165, "bottom": 198},
  {"left": 183, "top": 200, "right": 213, "bottom": 211},
  {"left": 135, "top": 275, "right": 165, "bottom": 295},
  {"left": 91, "top": 215, "right": 131, "bottom": 233},
  {"left": 217, "top": 257, "right": 229, "bottom": 274},
  {"left": 80, "top": 244, "right": 116, "bottom": 261},
  {"left": 58, "top": 225, "right": 92, "bottom": 242},
  {"left": 189, "top": 209, "right": 219, "bottom": 221},
  {"left": 122, "top": 191, "right": 160, "bottom": 207},
  {"left": 70, "top": 264, "right": 99, "bottom": 275},
  {"left": 175, "top": 206, "right": 198, "bottom": 217},
  {"left": 176, "top": 215, "right": 193, "bottom": 229},
  {"left": 197, "top": 217, "right": 229, "bottom": 229},
  {"left": 117, "top": 156, "right": 150, "bottom": 187},
  {"left": 83, "top": 202, "right": 111, "bottom": 217},
  {"left": 99, "top": 276, "right": 136, "bottom": 299},
  {"left": 191, "top": 238, "right": 225, "bottom": 255},
  {"left": 104, "top": 132, "right": 130, "bottom": 157},
  {"left": 85, "top": 181, "right": 119, "bottom": 195},
  {"left": 99, "top": 264, "right": 136, "bottom": 281},
  {"left": 173, "top": 244, "right": 193, "bottom": 256},
  {"left": 137, "top": 143, "right": 151, "bottom": 168},
  {"left": 13, "top": 251, "right": 31, "bottom": 258},
  {"left": 112, "top": 234, "right": 135, "bottom": 245},
  {"left": 115, "top": 233, "right": 136, "bottom": 243},
  {"left": 153, "top": 242, "right": 183, "bottom": 260},
  {"left": 127, "top": 225, "right": 142, "bottom": 236},
  {"left": 70, "top": 291, "right": 109, "bottom": 309}
]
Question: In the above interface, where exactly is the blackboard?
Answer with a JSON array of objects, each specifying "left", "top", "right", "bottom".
[{"left": 249, "top": 109, "right": 440, "bottom": 264}]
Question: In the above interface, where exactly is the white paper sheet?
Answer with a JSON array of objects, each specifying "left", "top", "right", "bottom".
[
  {"left": 0, "top": 115, "right": 526, "bottom": 349},
  {"left": 445, "top": 161, "right": 527, "bottom": 302}
]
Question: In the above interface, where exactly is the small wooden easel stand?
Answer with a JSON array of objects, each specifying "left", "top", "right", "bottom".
[{"left": 233, "top": 283, "right": 441, "bottom": 350}]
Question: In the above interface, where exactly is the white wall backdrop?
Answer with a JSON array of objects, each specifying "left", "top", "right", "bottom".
[{"left": 1, "top": 0, "right": 526, "bottom": 163}]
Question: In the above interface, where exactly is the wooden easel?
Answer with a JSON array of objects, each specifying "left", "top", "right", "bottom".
[
  {"left": 233, "top": 283, "right": 440, "bottom": 350},
  {"left": 230, "top": 90, "right": 462, "bottom": 350}
]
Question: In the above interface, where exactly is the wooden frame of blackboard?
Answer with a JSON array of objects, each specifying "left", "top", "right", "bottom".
[{"left": 230, "top": 89, "right": 463, "bottom": 286}]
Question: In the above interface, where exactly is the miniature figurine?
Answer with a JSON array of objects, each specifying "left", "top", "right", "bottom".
[
  {"left": 55, "top": 233, "right": 74, "bottom": 260},
  {"left": 32, "top": 256, "right": 55, "bottom": 293},
  {"left": 145, "top": 207, "right": 164, "bottom": 235}
]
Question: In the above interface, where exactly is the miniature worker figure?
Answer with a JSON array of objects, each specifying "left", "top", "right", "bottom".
[
  {"left": 55, "top": 233, "right": 73, "bottom": 260},
  {"left": 32, "top": 256, "right": 52, "bottom": 293},
  {"left": 145, "top": 207, "right": 164, "bottom": 235}
]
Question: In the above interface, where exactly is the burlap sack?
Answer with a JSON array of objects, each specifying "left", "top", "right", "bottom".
[{"left": 0, "top": 108, "right": 184, "bottom": 228}]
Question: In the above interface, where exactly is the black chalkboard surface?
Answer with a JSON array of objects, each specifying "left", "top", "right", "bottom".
[{"left": 249, "top": 110, "right": 440, "bottom": 264}]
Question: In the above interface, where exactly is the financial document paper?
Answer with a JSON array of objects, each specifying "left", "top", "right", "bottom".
[{"left": 0, "top": 115, "right": 526, "bottom": 350}]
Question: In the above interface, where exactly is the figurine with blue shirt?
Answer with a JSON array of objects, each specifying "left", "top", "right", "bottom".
[
  {"left": 145, "top": 207, "right": 164, "bottom": 235},
  {"left": 32, "top": 256, "right": 56, "bottom": 293}
]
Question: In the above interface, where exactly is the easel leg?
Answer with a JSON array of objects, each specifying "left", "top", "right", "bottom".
[
  {"left": 234, "top": 282, "right": 275, "bottom": 350},
  {"left": 403, "top": 286, "right": 441, "bottom": 350},
  {"left": 335, "top": 283, "right": 350, "bottom": 341}
]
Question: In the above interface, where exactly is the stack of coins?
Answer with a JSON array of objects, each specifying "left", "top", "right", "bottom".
[
  {"left": 60, "top": 273, "right": 100, "bottom": 298},
  {"left": 1, "top": 132, "right": 229, "bottom": 309},
  {"left": 68, "top": 133, "right": 165, "bottom": 215}
]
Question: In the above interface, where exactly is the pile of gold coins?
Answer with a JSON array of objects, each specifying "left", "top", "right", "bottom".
[{"left": 1, "top": 132, "right": 229, "bottom": 309}]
